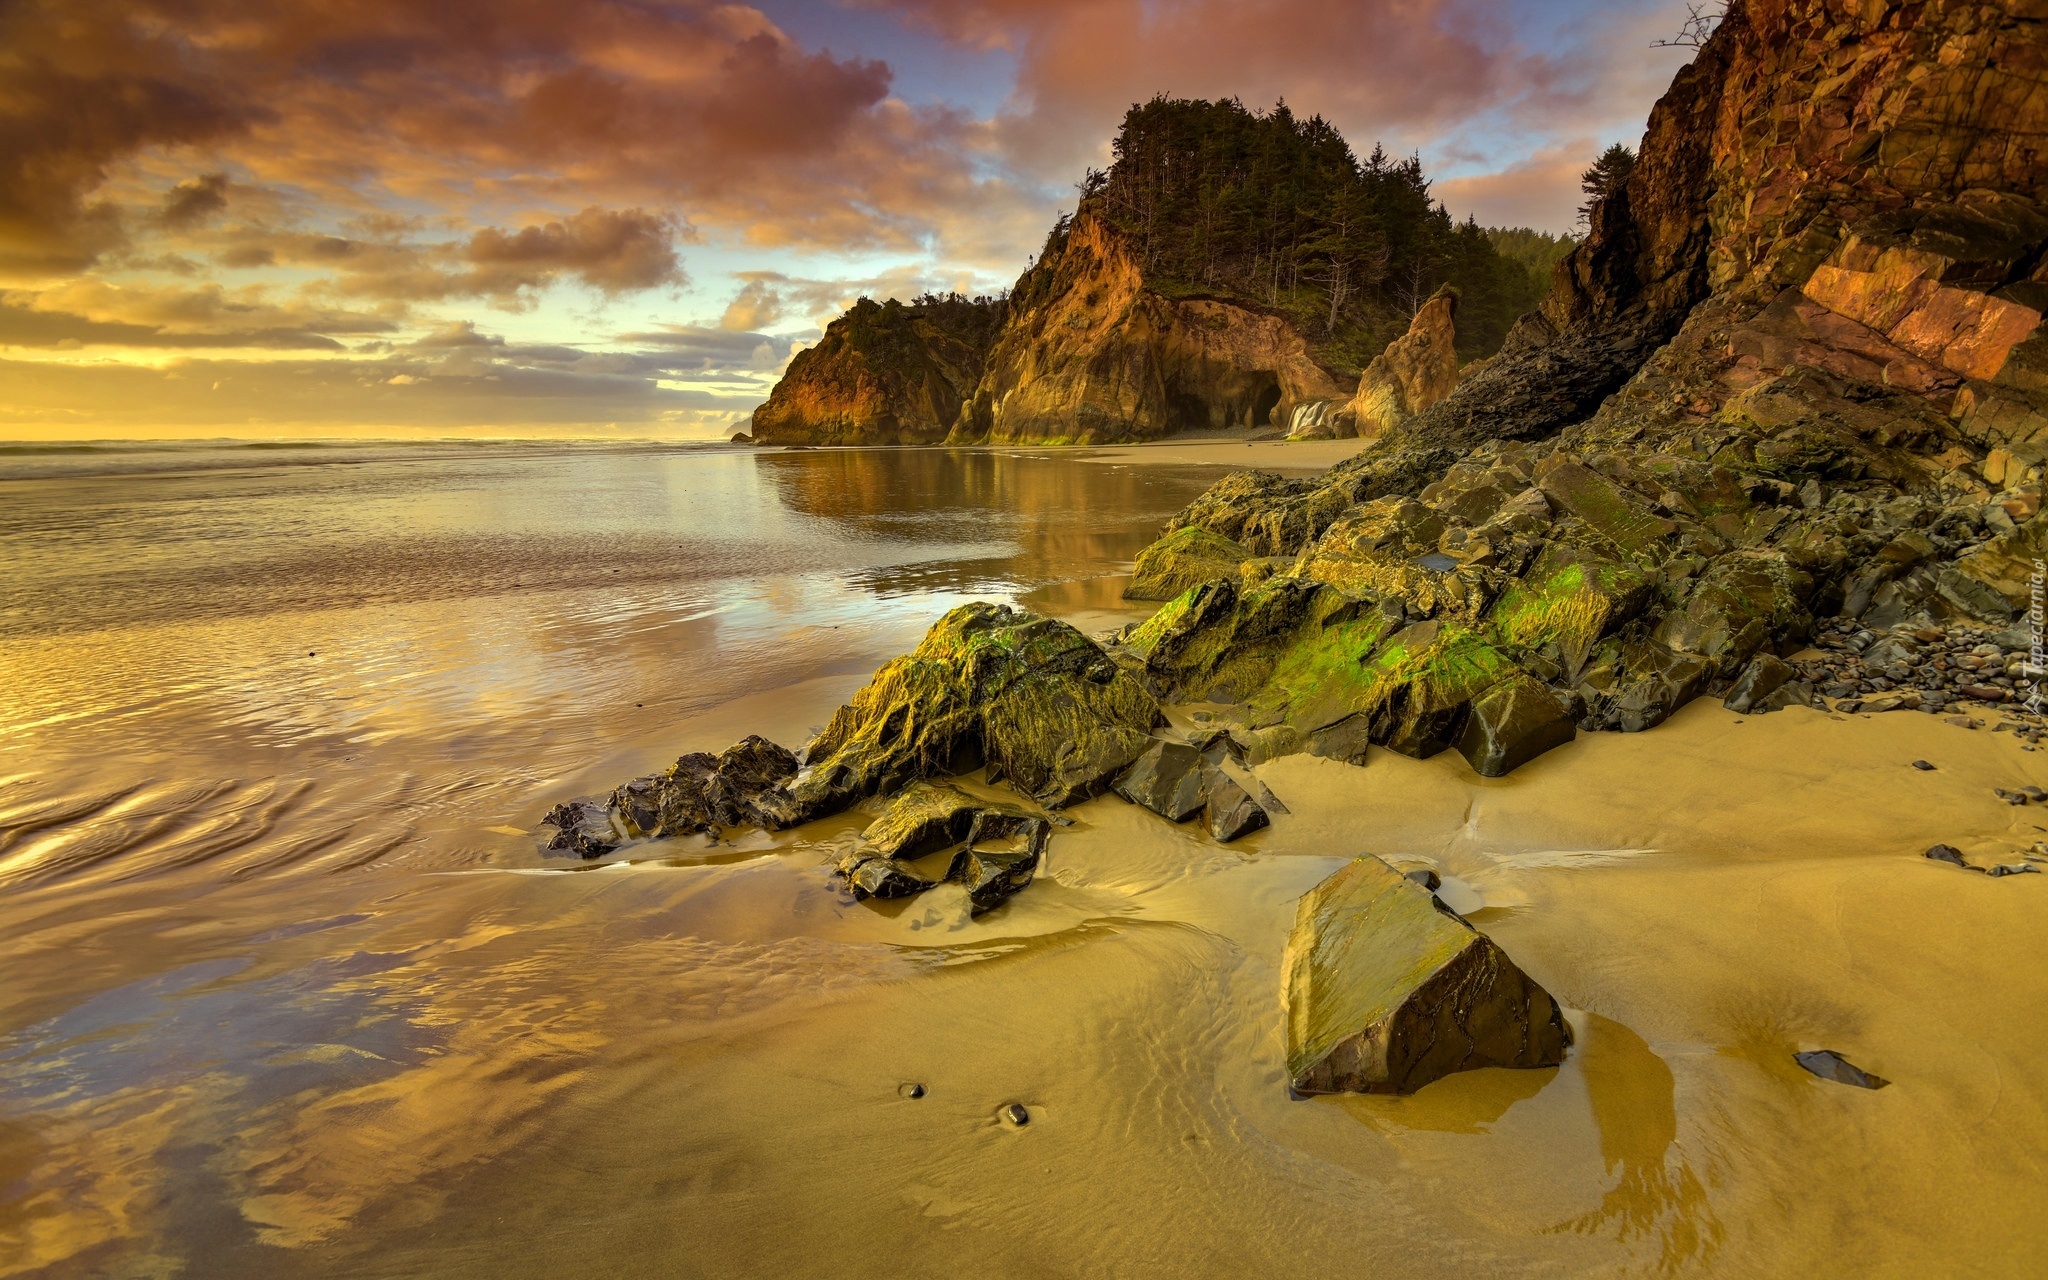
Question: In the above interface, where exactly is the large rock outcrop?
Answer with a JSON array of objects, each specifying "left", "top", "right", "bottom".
[
  {"left": 952, "top": 212, "right": 1344, "bottom": 444},
  {"left": 1283, "top": 855, "right": 1571, "bottom": 1095},
  {"left": 1341, "top": 285, "right": 1462, "bottom": 440},
  {"left": 1109, "top": 0, "right": 2048, "bottom": 776},
  {"left": 749, "top": 296, "right": 1004, "bottom": 445}
]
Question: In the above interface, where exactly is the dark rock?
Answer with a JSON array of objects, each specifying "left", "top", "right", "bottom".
[
  {"left": 1307, "top": 712, "right": 1373, "bottom": 766},
  {"left": 1457, "top": 674, "right": 1577, "bottom": 777},
  {"left": 1113, "top": 739, "right": 1207, "bottom": 821},
  {"left": 1203, "top": 769, "right": 1270, "bottom": 842},
  {"left": 1911, "top": 760, "right": 1935, "bottom": 770},
  {"left": 541, "top": 800, "right": 619, "bottom": 859},
  {"left": 1001, "top": 1103, "right": 1030, "bottom": 1126},
  {"left": 1989, "top": 862, "right": 2041, "bottom": 878},
  {"left": 837, "top": 782, "right": 1052, "bottom": 912},
  {"left": 1404, "top": 867, "right": 1443, "bottom": 892},
  {"left": 1923, "top": 844, "right": 1972, "bottom": 868},
  {"left": 849, "top": 856, "right": 944, "bottom": 899},
  {"left": 1794, "top": 1049, "right": 1889, "bottom": 1090},
  {"left": 1283, "top": 855, "right": 1571, "bottom": 1095},
  {"left": 1723, "top": 654, "right": 1795, "bottom": 714},
  {"left": 899, "top": 1082, "right": 926, "bottom": 1099}
]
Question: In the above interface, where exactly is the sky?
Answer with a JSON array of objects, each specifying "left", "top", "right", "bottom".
[{"left": 0, "top": 0, "right": 1702, "bottom": 441}]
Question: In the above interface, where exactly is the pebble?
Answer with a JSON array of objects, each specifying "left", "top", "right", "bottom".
[
  {"left": 1989, "top": 864, "right": 2041, "bottom": 878},
  {"left": 1924, "top": 844, "right": 1969, "bottom": 867},
  {"left": 1001, "top": 1103, "right": 1030, "bottom": 1126},
  {"left": 1794, "top": 1049, "right": 1890, "bottom": 1090},
  {"left": 1910, "top": 760, "right": 1935, "bottom": 771},
  {"left": 899, "top": 1082, "right": 926, "bottom": 1099},
  {"left": 1404, "top": 868, "right": 1442, "bottom": 891}
]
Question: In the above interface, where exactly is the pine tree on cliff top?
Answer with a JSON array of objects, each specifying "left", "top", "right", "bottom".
[{"left": 1088, "top": 96, "right": 1547, "bottom": 368}]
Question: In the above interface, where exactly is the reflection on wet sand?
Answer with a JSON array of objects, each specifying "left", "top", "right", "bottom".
[{"left": 1552, "top": 1015, "right": 1721, "bottom": 1271}]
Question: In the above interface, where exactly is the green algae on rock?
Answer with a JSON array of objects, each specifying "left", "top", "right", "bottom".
[
  {"left": 1282, "top": 855, "right": 1571, "bottom": 1095},
  {"left": 1123, "top": 525, "right": 1253, "bottom": 601},
  {"left": 787, "top": 602, "right": 1163, "bottom": 822}
]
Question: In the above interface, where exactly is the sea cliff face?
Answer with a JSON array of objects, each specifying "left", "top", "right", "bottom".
[
  {"left": 749, "top": 296, "right": 1004, "bottom": 446},
  {"left": 950, "top": 212, "right": 1343, "bottom": 444}
]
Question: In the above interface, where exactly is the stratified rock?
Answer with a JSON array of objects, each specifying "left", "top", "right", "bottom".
[
  {"left": 851, "top": 780, "right": 994, "bottom": 860},
  {"left": 1203, "top": 769, "right": 1269, "bottom": 842},
  {"left": 1112, "top": 739, "right": 1207, "bottom": 821},
  {"left": 1350, "top": 286, "right": 1461, "bottom": 439},
  {"left": 1283, "top": 855, "right": 1570, "bottom": 1095},
  {"left": 1794, "top": 1049, "right": 1889, "bottom": 1090},
  {"left": 1457, "top": 675, "right": 1576, "bottom": 777},
  {"left": 788, "top": 603, "right": 1162, "bottom": 823},
  {"left": 1124, "top": 525, "right": 1252, "bottom": 601},
  {"left": 1723, "top": 654, "right": 1795, "bottom": 714}
]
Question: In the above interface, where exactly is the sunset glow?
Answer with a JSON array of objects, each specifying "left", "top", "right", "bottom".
[{"left": 0, "top": 0, "right": 1691, "bottom": 439}]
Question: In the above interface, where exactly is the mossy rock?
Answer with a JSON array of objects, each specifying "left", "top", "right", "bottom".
[
  {"left": 789, "top": 602, "right": 1162, "bottom": 821},
  {"left": 1283, "top": 854, "right": 1571, "bottom": 1095},
  {"left": 1125, "top": 525, "right": 1252, "bottom": 601}
]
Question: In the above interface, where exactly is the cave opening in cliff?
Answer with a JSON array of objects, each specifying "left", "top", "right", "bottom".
[{"left": 1250, "top": 378, "right": 1282, "bottom": 427}]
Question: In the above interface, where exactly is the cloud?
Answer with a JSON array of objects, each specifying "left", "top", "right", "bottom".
[
  {"left": 463, "top": 207, "right": 682, "bottom": 295},
  {"left": 157, "top": 173, "right": 230, "bottom": 228},
  {"left": 1434, "top": 139, "right": 1600, "bottom": 234}
]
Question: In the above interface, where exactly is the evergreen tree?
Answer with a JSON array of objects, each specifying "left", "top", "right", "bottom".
[
  {"left": 1090, "top": 96, "right": 1554, "bottom": 368},
  {"left": 1577, "top": 143, "right": 1638, "bottom": 230}
]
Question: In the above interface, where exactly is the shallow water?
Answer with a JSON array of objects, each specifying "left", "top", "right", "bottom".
[{"left": 3, "top": 442, "right": 2046, "bottom": 1277}]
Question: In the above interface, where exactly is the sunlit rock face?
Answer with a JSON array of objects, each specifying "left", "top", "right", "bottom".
[
  {"left": 1347, "top": 285, "right": 1461, "bottom": 439},
  {"left": 955, "top": 212, "right": 1344, "bottom": 444},
  {"left": 750, "top": 296, "right": 1006, "bottom": 446},
  {"left": 1282, "top": 855, "right": 1571, "bottom": 1095}
]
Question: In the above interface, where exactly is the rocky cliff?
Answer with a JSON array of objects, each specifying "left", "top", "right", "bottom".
[
  {"left": 1115, "top": 0, "right": 2048, "bottom": 774},
  {"left": 749, "top": 295, "right": 1004, "bottom": 446},
  {"left": 951, "top": 211, "right": 1344, "bottom": 444},
  {"left": 1337, "top": 284, "right": 1462, "bottom": 440}
]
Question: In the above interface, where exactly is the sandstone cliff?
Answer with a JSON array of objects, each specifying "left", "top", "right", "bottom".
[
  {"left": 951, "top": 211, "right": 1344, "bottom": 444},
  {"left": 749, "top": 295, "right": 1004, "bottom": 446},
  {"left": 1334, "top": 285, "right": 1462, "bottom": 440}
]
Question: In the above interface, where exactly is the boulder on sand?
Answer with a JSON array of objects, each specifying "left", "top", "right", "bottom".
[{"left": 1283, "top": 855, "right": 1571, "bottom": 1095}]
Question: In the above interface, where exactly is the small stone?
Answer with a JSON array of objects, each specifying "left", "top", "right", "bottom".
[
  {"left": 1994, "top": 788, "right": 2028, "bottom": 805},
  {"left": 899, "top": 1082, "right": 927, "bottom": 1099},
  {"left": 1403, "top": 867, "right": 1442, "bottom": 891},
  {"left": 1988, "top": 863, "right": 2041, "bottom": 878},
  {"left": 1924, "top": 844, "right": 1970, "bottom": 867},
  {"left": 1910, "top": 760, "right": 1935, "bottom": 771},
  {"left": 1794, "top": 1049, "right": 1889, "bottom": 1089},
  {"left": 1001, "top": 1103, "right": 1030, "bottom": 1126}
]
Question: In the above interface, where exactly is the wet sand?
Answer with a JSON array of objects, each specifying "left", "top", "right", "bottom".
[
  {"left": 1, "top": 443, "right": 2042, "bottom": 1277},
  {"left": 1070, "top": 436, "right": 1370, "bottom": 470}
]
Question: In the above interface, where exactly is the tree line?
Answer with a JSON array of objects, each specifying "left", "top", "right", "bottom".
[{"left": 1082, "top": 96, "right": 1571, "bottom": 370}]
